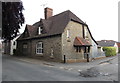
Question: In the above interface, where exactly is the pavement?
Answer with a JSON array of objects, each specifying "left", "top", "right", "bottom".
[{"left": 2, "top": 53, "right": 119, "bottom": 81}]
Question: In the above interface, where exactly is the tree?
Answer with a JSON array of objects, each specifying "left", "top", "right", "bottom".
[{"left": 2, "top": 1, "right": 25, "bottom": 41}]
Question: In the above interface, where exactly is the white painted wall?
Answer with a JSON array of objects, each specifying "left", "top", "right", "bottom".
[
  {"left": 91, "top": 40, "right": 98, "bottom": 58},
  {"left": 10, "top": 35, "right": 20, "bottom": 55},
  {"left": 114, "top": 43, "right": 118, "bottom": 53}
]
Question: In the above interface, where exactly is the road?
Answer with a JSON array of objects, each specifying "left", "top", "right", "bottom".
[
  {"left": 2, "top": 54, "right": 119, "bottom": 81},
  {"left": 2, "top": 54, "right": 81, "bottom": 81}
]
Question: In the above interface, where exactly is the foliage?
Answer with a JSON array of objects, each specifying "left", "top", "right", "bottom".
[
  {"left": 102, "top": 47, "right": 116, "bottom": 57},
  {"left": 2, "top": 1, "right": 25, "bottom": 41}
]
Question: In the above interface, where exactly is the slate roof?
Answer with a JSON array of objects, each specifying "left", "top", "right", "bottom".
[
  {"left": 33, "top": 10, "right": 86, "bottom": 36},
  {"left": 17, "top": 25, "right": 36, "bottom": 40},
  {"left": 97, "top": 40, "right": 116, "bottom": 47},
  {"left": 26, "top": 25, "right": 37, "bottom": 37},
  {"left": 18, "top": 10, "right": 86, "bottom": 40},
  {"left": 74, "top": 37, "right": 91, "bottom": 46},
  {"left": 18, "top": 10, "right": 97, "bottom": 45}
]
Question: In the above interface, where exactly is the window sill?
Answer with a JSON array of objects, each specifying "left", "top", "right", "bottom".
[
  {"left": 36, "top": 53, "right": 43, "bottom": 56},
  {"left": 67, "top": 39, "right": 71, "bottom": 42},
  {"left": 50, "top": 56, "right": 54, "bottom": 59},
  {"left": 85, "top": 37, "right": 89, "bottom": 39}
]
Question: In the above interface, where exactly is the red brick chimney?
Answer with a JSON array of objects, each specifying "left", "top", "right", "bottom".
[{"left": 44, "top": 7, "right": 53, "bottom": 19}]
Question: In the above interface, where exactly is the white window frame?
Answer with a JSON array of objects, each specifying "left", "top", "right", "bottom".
[
  {"left": 36, "top": 42, "right": 43, "bottom": 54},
  {"left": 38, "top": 27, "right": 43, "bottom": 35},
  {"left": 67, "top": 29, "right": 70, "bottom": 38}
]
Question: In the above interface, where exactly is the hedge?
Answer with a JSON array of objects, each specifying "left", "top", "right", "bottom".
[{"left": 102, "top": 47, "right": 116, "bottom": 57}]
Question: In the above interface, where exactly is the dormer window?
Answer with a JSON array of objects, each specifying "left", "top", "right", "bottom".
[{"left": 38, "top": 26, "right": 43, "bottom": 35}]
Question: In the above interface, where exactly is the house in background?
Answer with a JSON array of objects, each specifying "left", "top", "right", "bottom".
[
  {"left": 2, "top": 40, "right": 11, "bottom": 55},
  {"left": 97, "top": 40, "right": 118, "bottom": 53},
  {"left": 17, "top": 7, "right": 103, "bottom": 63},
  {"left": 3, "top": 35, "right": 20, "bottom": 55},
  {"left": 117, "top": 42, "right": 120, "bottom": 53}
]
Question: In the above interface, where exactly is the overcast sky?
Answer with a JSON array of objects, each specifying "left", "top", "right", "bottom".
[{"left": 20, "top": 0, "right": 119, "bottom": 41}]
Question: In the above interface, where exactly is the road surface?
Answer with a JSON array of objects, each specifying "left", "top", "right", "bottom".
[{"left": 2, "top": 54, "right": 118, "bottom": 81}]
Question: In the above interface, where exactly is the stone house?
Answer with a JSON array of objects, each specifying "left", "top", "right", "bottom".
[
  {"left": 17, "top": 7, "right": 100, "bottom": 63},
  {"left": 2, "top": 40, "right": 11, "bottom": 55},
  {"left": 3, "top": 35, "right": 20, "bottom": 55}
]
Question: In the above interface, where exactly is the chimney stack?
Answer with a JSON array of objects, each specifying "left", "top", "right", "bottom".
[{"left": 44, "top": 7, "right": 53, "bottom": 19}]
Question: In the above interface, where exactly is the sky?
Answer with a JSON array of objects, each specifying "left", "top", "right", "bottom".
[{"left": 20, "top": 0, "right": 119, "bottom": 41}]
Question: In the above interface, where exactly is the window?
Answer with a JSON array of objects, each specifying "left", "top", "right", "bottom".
[
  {"left": 38, "top": 27, "right": 43, "bottom": 35},
  {"left": 67, "top": 29, "right": 70, "bottom": 38},
  {"left": 76, "top": 47, "right": 81, "bottom": 52},
  {"left": 23, "top": 44, "right": 27, "bottom": 48},
  {"left": 85, "top": 29, "right": 88, "bottom": 38},
  {"left": 36, "top": 42, "right": 43, "bottom": 54}
]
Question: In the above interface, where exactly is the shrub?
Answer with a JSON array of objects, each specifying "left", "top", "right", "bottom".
[{"left": 102, "top": 47, "right": 116, "bottom": 57}]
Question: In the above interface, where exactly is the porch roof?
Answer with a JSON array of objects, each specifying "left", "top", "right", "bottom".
[{"left": 74, "top": 37, "right": 91, "bottom": 46}]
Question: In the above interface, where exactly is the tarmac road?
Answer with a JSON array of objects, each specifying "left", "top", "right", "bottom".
[{"left": 2, "top": 53, "right": 119, "bottom": 82}]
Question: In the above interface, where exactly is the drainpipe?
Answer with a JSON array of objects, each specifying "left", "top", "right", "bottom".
[
  {"left": 82, "top": 25, "right": 85, "bottom": 39},
  {"left": 87, "top": 53, "right": 89, "bottom": 62},
  {"left": 87, "top": 46, "right": 90, "bottom": 62}
]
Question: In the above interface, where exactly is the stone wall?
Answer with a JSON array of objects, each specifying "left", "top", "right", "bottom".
[
  {"left": 62, "top": 21, "right": 94, "bottom": 62},
  {"left": 17, "top": 35, "right": 62, "bottom": 62},
  {"left": 31, "top": 35, "right": 62, "bottom": 61},
  {"left": 17, "top": 40, "right": 31, "bottom": 56},
  {"left": 62, "top": 21, "right": 85, "bottom": 61}
]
